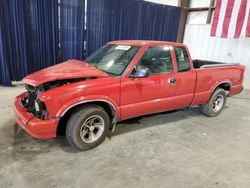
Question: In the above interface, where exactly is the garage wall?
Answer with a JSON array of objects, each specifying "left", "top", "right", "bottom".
[
  {"left": 183, "top": 0, "right": 250, "bottom": 89},
  {"left": 187, "top": 0, "right": 210, "bottom": 24},
  {"left": 144, "top": 0, "right": 178, "bottom": 6}
]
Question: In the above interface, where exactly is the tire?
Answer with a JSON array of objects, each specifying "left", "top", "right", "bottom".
[
  {"left": 66, "top": 105, "right": 110, "bottom": 151},
  {"left": 201, "top": 88, "right": 227, "bottom": 117}
]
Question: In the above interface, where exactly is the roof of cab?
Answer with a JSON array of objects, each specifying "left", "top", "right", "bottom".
[{"left": 108, "top": 40, "right": 185, "bottom": 47}]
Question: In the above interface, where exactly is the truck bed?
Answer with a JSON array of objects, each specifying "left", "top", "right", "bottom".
[
  {"left": 192, "top": 60, "right": 245, "bottom": 106},
  {"left": 193, "top": 60, "right": 240, "bottom": 69}
]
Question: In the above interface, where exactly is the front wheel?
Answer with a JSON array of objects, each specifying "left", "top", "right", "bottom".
[
  {"left": 66, "top": 106, "right": 110, "bottom": 151},
  {"left": 201, "top": 88, "right": 227, "bottom": 117}
]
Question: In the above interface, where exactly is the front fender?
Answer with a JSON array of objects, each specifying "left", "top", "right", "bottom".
[
  {"left": 38, "top": 77, "right": 121, "bottom": 118},
  {"left": 55, "top": 95, "right": 120, "bottom": 118}
]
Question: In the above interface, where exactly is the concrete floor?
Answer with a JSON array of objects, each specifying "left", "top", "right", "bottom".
[{"left": 0, "top": 84, "right": 250, "bottom": 188}]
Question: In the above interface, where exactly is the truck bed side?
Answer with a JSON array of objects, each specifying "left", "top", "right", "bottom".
[
  {"left": 192, "top": 65, "right": 245, "bottom": 106},
  {"left": 193, "top": 59, "right": 239, "bottom": 69}
]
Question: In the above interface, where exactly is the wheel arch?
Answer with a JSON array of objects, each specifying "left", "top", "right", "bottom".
[
  {"left": 211, "top": 80, "right": 232, "bottom": 94},
  {"left": 56, "top": 100, "right": 119, "bottom": 136}
]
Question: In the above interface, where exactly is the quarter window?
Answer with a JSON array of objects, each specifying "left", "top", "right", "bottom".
[
  {"left": 174, "top": 47, "right": 190, "bottom": 72},
  {"left": 135, "top": 46, "right": 173, "bottom": 75}
]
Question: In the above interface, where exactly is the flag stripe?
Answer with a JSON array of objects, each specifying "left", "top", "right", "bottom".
[
  {"left": 228, "top": 0, "right": 242, "bottom": 38},
  {"left": 221, "top": 0, "right": 235, "bottom": 37},
  {"left": 233, "top": 0, "right": 247, "bottom": 38},
  {"left": 211, "top": 0, "right": 250, "bottom": 38},
  {"left": 246, "top": 9, "right": 250, "bottom": 36},
  {"left": 240, "top": 0, "right": 250, "bottom": 37},
  {"left": 216, "top": 0, "right": 228, "bottom": 36},
  {"left": 211, "top": 0, "right": 222, "bottom": 36}
]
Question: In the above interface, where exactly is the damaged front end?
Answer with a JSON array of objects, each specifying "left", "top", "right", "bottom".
[
  {"left": 22, "top": 84, "right": 48, "bottom": 120},
  {"left": 22, "top": 78, "right": 88, "bottom": 120}
]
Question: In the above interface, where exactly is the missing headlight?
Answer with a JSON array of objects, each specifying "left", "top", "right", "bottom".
[
  {"left": 23, "top": 84, "right": 50, "bottom": 120},
  {"left": 33, "top": 99, "right": 49, "bottom": 119}
]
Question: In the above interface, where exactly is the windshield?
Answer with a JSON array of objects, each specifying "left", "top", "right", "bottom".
[{"left": 85, "top": 44, "right": 140, "bottom": 76}]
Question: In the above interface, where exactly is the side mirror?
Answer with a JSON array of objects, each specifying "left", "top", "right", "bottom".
[{"left": 129, "top": 65, "right": 150, "bottom": 78}]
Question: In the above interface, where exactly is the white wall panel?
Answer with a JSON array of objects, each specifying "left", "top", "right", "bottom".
[
  {"left": 144, "top": 0, "right": 178, "bottom": 6},
  {"left": 184, "top": 24, "right": 250, "bottom": 89},
  {"left": 187, "top": 11, "right": 209, "bottom": 24},
  {"left": 189, "top": 0, "right": 210, "bottom": 8}
]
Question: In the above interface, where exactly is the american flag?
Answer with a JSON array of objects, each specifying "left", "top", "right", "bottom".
[{"left": 211, "top": 0, "right": 250, "bottom": 38}]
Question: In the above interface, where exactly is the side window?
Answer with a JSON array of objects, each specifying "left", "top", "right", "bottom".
[
  {"left": 135, "top": 46, "right": 173, "bottom": 75},
  {"left": 174, "top": 47, "right": 190, "bottom": 72}
]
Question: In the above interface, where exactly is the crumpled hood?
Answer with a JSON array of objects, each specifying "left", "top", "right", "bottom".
[{"left": 22, "top": 60, "right": 108, "bottom": 86}]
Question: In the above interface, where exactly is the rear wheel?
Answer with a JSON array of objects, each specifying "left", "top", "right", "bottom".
[
  {"left": 201, "top": 88, "right": 227, "bottom": 117},
  {"left": 66, "top": 106, "right": 110, "bottom": 151}
]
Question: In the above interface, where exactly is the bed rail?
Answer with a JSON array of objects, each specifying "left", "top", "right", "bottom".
[{"left": 200, "top": 63, "right": 240, "bottom": 69}]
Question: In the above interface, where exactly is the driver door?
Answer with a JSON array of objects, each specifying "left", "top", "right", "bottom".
[{"left": 120, "top": 46, "right": 177, "bottom": 120}]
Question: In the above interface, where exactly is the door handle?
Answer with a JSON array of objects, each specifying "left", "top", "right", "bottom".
[{"left": 168, "top": 78, "right": 177, "bottom": 85}]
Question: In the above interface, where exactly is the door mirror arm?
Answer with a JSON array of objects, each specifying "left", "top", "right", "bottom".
[{"left": 129, "top": 65, "right": 150, "bottom": 78}]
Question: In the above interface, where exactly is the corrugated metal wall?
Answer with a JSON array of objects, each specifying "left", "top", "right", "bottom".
[
  {"left": 183, "top": 0, "right": 250, "bottom": 89},
  {"left": 143, "top": 0, "right": 250, "bottom": 89}
]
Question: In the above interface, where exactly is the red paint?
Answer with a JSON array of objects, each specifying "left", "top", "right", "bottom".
[
  {"left": 23, "top": 60, "right": 108, "bottom": 87},
  {"left": 13, "top": 93, "right": 58, "bottom": 139},
  {"left": 221, "top": 0, "right": 234, "bottom": 38},
  {"left": 211, "top": 0, "right": 222, "bottom": 36},
  {"left": 13, "top": 40, "right": 245, "bottom": 139}
]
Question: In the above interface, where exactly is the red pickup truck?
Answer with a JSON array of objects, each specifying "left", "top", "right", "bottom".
[{"left": 13, "top": 40, "right": 245, "bottom": 150}]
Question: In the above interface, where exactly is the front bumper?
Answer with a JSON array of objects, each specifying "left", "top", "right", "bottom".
[{"left": 13, "top": 92, "right": 59, "bottom": 139}]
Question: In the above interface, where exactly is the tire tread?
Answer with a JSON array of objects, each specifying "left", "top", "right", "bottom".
[
  {"left": 66, "top": 105, "right": 110, "bottom": 151},
  {"left": 201, "top": 88, "right": 227, "bottom": 117}
]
